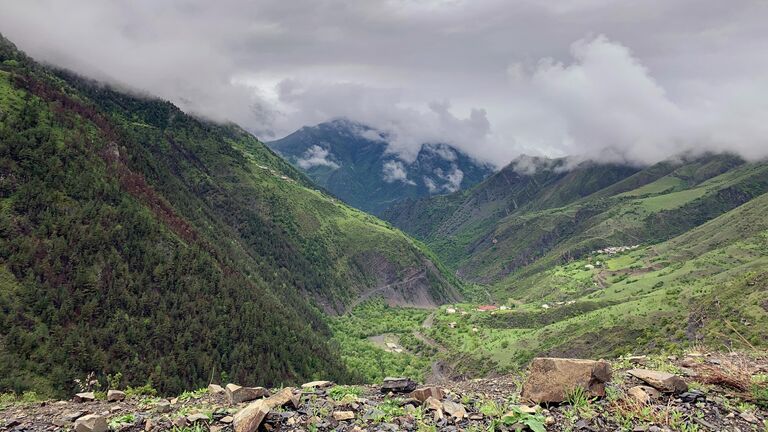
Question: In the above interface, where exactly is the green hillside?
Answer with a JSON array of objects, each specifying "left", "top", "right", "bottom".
[
  {"left": 385, "top": 153, "right": 768, "bottom": 285},
  {"left": 0, "top": 36, "right": 459, "bottom": 397},
  {"left": 344, "top": 191, "right": 768, "bottom": 379}
]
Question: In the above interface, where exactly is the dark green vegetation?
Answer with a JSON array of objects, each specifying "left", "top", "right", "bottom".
[
  {"left": 0, "top": 35, "right": 460, "bottom": 397},
  {"left": 267, "top": 120, "right": 493, "bottom": 215}
]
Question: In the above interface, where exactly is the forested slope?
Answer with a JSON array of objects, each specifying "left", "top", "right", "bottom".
[{"left": 0, "top": 35, "right": 459, "bottom": 397}]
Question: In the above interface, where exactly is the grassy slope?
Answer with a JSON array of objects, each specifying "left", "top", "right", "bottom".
[
  {"left": 419, "top": 191, "right": 768, "bottom": 373},
  {"left": 0, "top": 36, "right": 459, "bottom": 396}
]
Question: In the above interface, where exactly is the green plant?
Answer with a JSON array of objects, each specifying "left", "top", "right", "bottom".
[
  {"left": 125, "top": 382, "right": 158, "bottom": 398},
  {"left": 478, "top": 399, "right": 504, "bottom": 417},
  {"left": 327, "top": 385, "right": 362, "bottom": 401},
  {"left": 109, "top": 414, "right": 136, "bottom": 429},
  {"left": 107, "top": 372, "right": 123, "bottom": 390},
  {"left": 178, "top": 388, "right": 208, "bottom": 402},
  {"left": 496, "top": 406, "right": 546, "bottom": 432}
]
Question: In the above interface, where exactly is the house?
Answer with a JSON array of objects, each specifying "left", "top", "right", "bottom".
[
  {"left": 542, "top": 304, "right": 550, "bottom": 309},
  {"left": 446, "top": 308, "right": 457, "bottom": 314},
  {"left": 476, "top": 305, "right": 499, "bottom": 312},
  {"left": 499, "top": 305, "right": 509, "bottom": 310},
  {"left": 449, "top": 322, "right": 457, "bottom": 328}
]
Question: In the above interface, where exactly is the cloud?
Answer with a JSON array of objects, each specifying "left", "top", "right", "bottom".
[
  {"left": 296, "top": 145, "right": 340, "bottom": 169},
  {"left": 434, "top": 165, "right": 464, "bottom": 192},
  {"left": 2, "top": 1, "right": 767, "bottom": 168},
  {"left": 382, "top": 160, "right": 415, "bottom": 184}
]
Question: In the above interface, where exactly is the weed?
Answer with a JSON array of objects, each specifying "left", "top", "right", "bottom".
[
  {"left": 108, "top": 414, "right": 136, "bottom": 429},
  {"left": 498, "top": 405, "right": 546, "bottom": 432},
  {"left": 328, "top": 385, "right": 362, "bottom": 401},
  {"left": 178, "top": 388, "right": 208, "bottom": 402}
]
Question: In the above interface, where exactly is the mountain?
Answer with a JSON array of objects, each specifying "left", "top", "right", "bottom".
[
  {"left": 383, "top": 153, "right": 768, "bottom": 284},
  {"left": 267, "top": 120, "right": 494, "bottom": 215},
  {"left": 0, "top": 35, "right": 460, "bottom": 397}
]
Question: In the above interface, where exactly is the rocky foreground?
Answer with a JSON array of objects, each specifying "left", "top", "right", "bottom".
[{"left": 1, "top": 351, "right": 766, "bottom": 431}]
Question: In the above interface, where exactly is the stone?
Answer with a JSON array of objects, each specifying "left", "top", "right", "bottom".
[
  {"left": 380, "top": 377, "right": 417, "bottom": 393},
  {"left": 232, "top": 388, "right": 301, "bottom": 432},
  {"left": 409, "top": 387, "right": 444, "bottom": 403},
  {"left": 627, "top": 386, "right": 661, "bottom": 404},
  {"left": 521, "top": 358, "right": 612, "bottom": 403},
  {"left": 262, "top": 388, "right": 298, "bottom": 410},
  {"left": 627, "top": 369, "right": 688, "bottom": 393},
  {"left": 74, "top": 414, "right": 107, "bottom": 432},
  {"left": 333, "top": 411, "right": 355, "bottom": 421},
  {"left": 208, "top": 384, "right": 225, "bottom": 394},
  {"left": 679, "top": 390, "right": 705, "bottom": 403},
  {"left": 399, "top": 398, "right": 422, "bottom": 407},
  {"left": 220, "top": 416, "right": 234, "bottom": 424},
  {"left": 187, "top": 413, "right": 209, "bottom": 423},
  {"left": 64, "top": 411, "right": 87, "bottom": 422},
  {"left": 233, "top": 400, "right": 269, "bottom": 432},
  {"left": 73, "top": 392, "right": 96, "bottom": 403},
  {"left": 740, "top": 411, "right": 759, "bottom": 424},
  {"left": 301, "top": 380, "right": 333, "bottom": 389},
  {"left": 442, "top": 400, "right": 466, "bottom": 420},
  {"left": 226, "top": 383, "right": 270, "bottom": 404},
  {"left": 423, "top": 396, "right": 443, "bottom": 411},
  {"left": 107, "top": 390, "right": 125, "bottom": 402},
  {"left": 155, "top": 400, "right": 173, "bottom": 413}
]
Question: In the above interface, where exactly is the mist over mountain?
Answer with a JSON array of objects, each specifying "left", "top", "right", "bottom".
[{"left": 268, "top": 119, "right": 494, "bottom": 215}]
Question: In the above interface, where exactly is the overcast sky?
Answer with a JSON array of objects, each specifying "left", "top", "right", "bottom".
[{"left": 2, "top": 0, "right": 767, "bottom": 167}]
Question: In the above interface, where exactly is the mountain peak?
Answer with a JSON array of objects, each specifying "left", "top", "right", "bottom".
[{"left": 268, "top": 120, "right": 494, "bottom": 215}]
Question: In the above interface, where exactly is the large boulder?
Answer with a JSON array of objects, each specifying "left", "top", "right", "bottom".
[
  {"left": 74, "top": 414, "right": 107, "bottom": 432},
  {"left": 233, "top": 400, "right": 269, "bottom": 432},
  {"left": 208, "top": 384, "right": 225, "bottom": 394},
  {"left": 409, "top": 387, "right": 444, "bottom": 403},
  {"left": 107, "top": 390, "right": 125, "bottom": 402},
  {"left": 73, "top": 392, "right": 96, "bottom": 403},
  {"left": 301, "top": 380, "right": 333, "bottom": 389},
  {"left": 380, "top": 377, "right": 417, "bottom": 393},
  {"left": 627, "top": 385, "right": 661, "bottom": 404},
  {"left": 226, "top": 383, "right": 270, "bottom": 404},
  {"left": 627, "top": 369, "right": 688, "bottom": 393},
  {"left": 233, "top": 388, "right": 300, "bottom": 432},
  {"left": 521, "top": 358, "right": 612, "bottom": 403}
]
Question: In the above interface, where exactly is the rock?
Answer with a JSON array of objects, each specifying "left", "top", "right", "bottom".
[
  {"left": 679, "top": 390, "right": 705, "bottom": 403},
  {"left": 380, "top": 377, "right": 417, "bottom": 393},
  {"left": 173, "top": 417, "right": 187, "bottom": 428},
  {"left": 627, "top": 386, "right": 661, "bottom": 404},
  {"left": 301, "top": 380, "right": 333, "bottom": 389},
  {"left": 64, "top": 411, "right": 87, "bottom": 422},
  {"left": 627, "top": 369, "right": 688, "bottom": 393},
  {"left": 107, "top": 390, "right": 125, "bottom": 402},
  {"left": 423, "top": 396, "right": 443, "bottom": 411},
  {"left": 468, "top": 413, "right": 483, "bottom": 421},
  {"left": 739, "top": 411, "right": 759, "bottom": 424},
  {"left": 442, "top": 400, "right": 466, "bottom": 420},
  {"left": 187, "top": 413, "right": 209, "bottom": 423},
  {"left": 399, "top": 398, "right": 422, "bottom": 407},
  {"left": 333, "top": 411, "right": 355, "bottom": 421},
  {"left": 220, "top": 416, "right": 234, "bottom": 424},
  {"left": 234, "top": 400, "right": 269, "bottom": 432},
  {"left": 73, "top": 392, "right": 96, "bottom": 403},
  {"left": 262, "top": 388, "right": 299, "bottom": 410},
  {"left": 545, "top": 416, "right": 555, "bottom": 425},
  {"left": 232, "top": 388, "right": 301, "bottom": 432},
  {"left": 521, "top": 358, "right": 612, "bottom": 403},
  {"left": 226, "top": 383, "right": 270, "bottom": 404},
  {"left": 409, "top": 387, "right": 444, "bottom": 403},
  {"left": 109, "top": 405, "right": 123, "bottom": 413},
  {"left": 74, "top": 414, "right": 107, "bottom": 432},
  {"left": 208, "top": 384, "right": 225, "bottom": 394},
  {"left": 155, "top": 400, "right": 173, "bottom": 413}
]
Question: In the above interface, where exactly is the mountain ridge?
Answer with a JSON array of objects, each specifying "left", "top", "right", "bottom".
[{"left": 267, "top": 119, "right": 494, "bottom": 215}]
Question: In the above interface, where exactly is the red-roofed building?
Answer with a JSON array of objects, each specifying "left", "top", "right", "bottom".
[{"left": 476, "top": 305, "right": 499, "bottom": 312}]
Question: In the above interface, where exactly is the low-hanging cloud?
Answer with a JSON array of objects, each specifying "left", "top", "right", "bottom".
[
  {"left": 1, "top": 0, "right": 766, "bottom": 168},
  {"left": 296, "top": 145, "right": 340, "bottom": 169}
]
